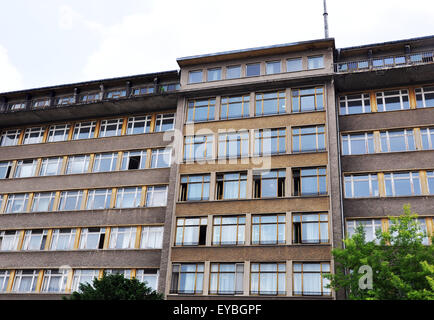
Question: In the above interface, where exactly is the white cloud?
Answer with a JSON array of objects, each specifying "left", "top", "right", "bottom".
[{"left": 0, "top": 45, "right": 23, "bottom": 92}]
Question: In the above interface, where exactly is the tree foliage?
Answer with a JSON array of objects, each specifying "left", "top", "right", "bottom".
[
  {"left": 64, "top": 273, "right": 164, "bottom": 300},
  {"left": 325, "top": 205, "right": 434, "bottom": 300}
]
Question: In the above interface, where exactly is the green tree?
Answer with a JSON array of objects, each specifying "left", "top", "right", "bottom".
[
  {"left": 325, "top": 205, "right": 434, "bottom": 300},
  {"left": 64, "top": 273, "right": 164, "bottom": 300}
]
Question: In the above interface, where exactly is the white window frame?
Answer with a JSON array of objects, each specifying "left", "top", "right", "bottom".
[
  {"left": 380, "top": 129, "right": 415, "bottom": 152},
  {"left": 86, "top": 189, "right": 112, "bottom": 210},
  {"left": 71, "top": 269, "right": 99, "bottom": 292},
  {"left": 0, "top": 129, "right": 22, "bottom": 146},
  {"left": 39, "top": 157, "right": 63, "bottom": 176},
  {"left": 384, "top": 172, "right": 421, "bottom": 197},
  {"left": 341, "top": 132, "right": 374, "bottom": 155},
  {"left": 346, "top": 219, "right": 382, "bottom": 243},
  {"left": 41, "top": 269, "right": 68, "bottom": 293},
  {"left": 99, "top": 118, "right": 123, "bottom": 138},
  {"left": 47, "top": 124, "right": 71, "bottom": 143},
  {"left": 155, "top": 113, "right": 175, "bottom": 132},
  {"left": 415, "top": 86, "right": 434, "bottom": 108},
  {"left": 127, "top": 115, "right": 151, "bottom": 135},
  {"left": 58, "top": 190, "right": 83, "bottom": 211},
  {"left": 50, "top": 228, "right": 76, "bottom": 251},
  {"left": 5, "top": 193, "right": 30, "bottom": 213},
  {"left": 0, "top": 270, "right": 10, "bottom": 292},
  {"left": 339, "top": 94, "right": 371, "bottom": 115},
  {"left": 66, "top": 155, "right": 90, "bottom": 174},
  {"left": 115, "top": 187, "right": 141, "bottom": 208},
  {"left": 22, "top": 229, "right": 48, "bottom": 251},
  {"left": 421, "top": 127, "right": 434, "bottom": 150},
  {"left": 140, "top": 226, "right": 163, "bottom": 249},
  {"left": 151, "top": 148, "right": 172, "bottom": 168},
  {"left": 22, "top": 127, "right": 45, "bottom": 145},
  {"left": 14, "top": 159, "right": 38, "bottom": 178},
  {"left": 344, "top": 174, "right": 379, "bottom": 198},
  {"left": 121, "top": 150, "right": 147, "bottom": 170},
  {"left": 31, "top": 192, "right": 56, "bottom": 212},
  {"left": 72, "top": 121, "right": 96, "bottom": 140},
  {"left": 0, "top": 230, "right": 20, "bottom": 251},
  {"left": 108, "top": 227, "right": 137, "bottom": 249},
  {"left": 92, "top": 152, "right": 118, "bottom": 173},
  {"left": 12, "top": 270, "right": 40, "bottom": 293},
  {"left": 146, "top": 186, "right": 168, "bottom": 207},
  {"left": 79, "top": 227, "right": 106, "bottom": 250},
  {"left": 376, "top": 90, "right": 410, "bottom": 112},
  {"left": 135, "top": 269, "right": 159, "bottom": 290}
]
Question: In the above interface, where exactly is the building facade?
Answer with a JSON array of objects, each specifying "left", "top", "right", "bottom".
[{"left": 0, "top": 35, "right": 433, "bottom": 300}]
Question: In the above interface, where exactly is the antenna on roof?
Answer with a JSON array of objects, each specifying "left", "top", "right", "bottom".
[{"left": 323, "top": 0, "right": 329, "bottom": 38}]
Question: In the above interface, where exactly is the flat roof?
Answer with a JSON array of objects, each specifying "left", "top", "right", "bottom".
[{"left": 177, "top": 38, "right": 335, "bottom": 67}]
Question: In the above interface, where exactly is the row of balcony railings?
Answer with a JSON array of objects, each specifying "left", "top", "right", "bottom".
[
  {"left": 334, "top": 50, "right": 434, "bottom": 73},
  {"left": 0, "top": 82, "right": 180, "bottom": 114}
]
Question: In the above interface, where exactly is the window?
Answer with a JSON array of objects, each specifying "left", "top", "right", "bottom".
[
  {"left": 146, "top": 186, "right": 168, "bottom": 207},
  {"left": 427, "top": 171, "right": 434, "bottom": 194},
  {"left": 41, "top": 269, "right": 68, "bottom": 293},
  {"left": 212, "top": 216, "right": 245, "bottom": 245},
  {"left": 175, "top": 217, "right": 207, "bottom": 246},
  {"left": 266, "top": 61, "right": 281, "bottom": 74},
  {"left": 115, "top": 187, "right": 141, "bottom": 208},
  {"left": 420, "top": 127, "right": 434, "bottom": 150},
  {"left": 0, "top": 161, "right": 12, "bottom": 179},
  {"left": 22, "top": 127, "right": 45, "bottom": 144},
  {"left": 132, "top": 86, "right": 154, "bottom": 96},
  {"left": 12, "top": 270, "right": 40, "bottom": 293},
  {"left": 86, "top": 189, "right": 112, "bottom": 210},
  {"left": 293, "top": 262, "right": 331, "bottom": 296},
  {"left": 255, "top": 91, "right": 286, "bottom": 116},
  {"left": 109, "top": 227, "right": 137, "bottom": 249},
  {"left": 106, "top": 89, "right": 127, "bottom": 99},
  {"left": 99, "top": 118, "right": 123, "bottom": 138},
  {"left": 136, "top": 269, "right": 159, "bottom": 290},
  {"left": 56, "top": 96, "right": 75, "bottom": 105},
  {"left": 80, "top": 92, "right": 100, "bottom": 103},
  {"left": 155, "top": 113, "right": 175, "bottom": 132},
  {"left": 0, "top": 271, "right": 10, "bottom": 292},
  {"left": 79, "top": 227, "right": 106, "bottom": 250},
  {"left": 220, "top": 95, "right": 250, "bottom": 120},
  {"left": 252, "top": 214, "right": 285, "bottom": 245},
  {"left": 9, "top": 102, "right": 26, "bottom": 111},
  {"left": 105, "top": 269, "right": 132, "bottom": 279},
  {"left": 5, "top": 193, "right": 29, "bottom": 213},
  {"left": 415, "top": 86, "right": 434, "bottom": 108},
  {"left": 341, "top": 133, "right": 374, "bottom": 155},
  {"left": 32, "top": 99, "right": 50, "bottom": 109},
  {"left": 47, "top": 124, "right": 70, "bottom": 142},
  {"left": 226, "top": 65, "right": 241, "bottom": 79},
  {"left": 160, "top": 83, "right": 180, "bottom": 92},
  {"left": 58, "top": 190, "right": 83, "bottom": 211},
  {"left": 344, "top": 174, "right": 379, "bottom": 198},
  {"left": 186, "top": 98, "right": 215, "bottom": 123},
  {"left": 71, "top": 270, "right": 99, "bottom": 292},
  {"left": 250, "top": 263, "right": 285, "bottom": 295},
  {"left": 246, "top": 63, "right": 260, "bottom": 77},
  {"left": 151, "top": 148, "right": 171, "bottom": 168},
  {"left": 293, "top": 213, "right": 329, "bottom": 244},
  {"left": 188, "top": 70, "right": 203, "bottom": 84},
  {"left": 376, "top": 90, "right": 410, "bottom": 112},
  {"left": 216, "top": 172, "right": 247, "bottom": 200},
  {"left": 339, "top": 93, "right": 371, "bottom": 115},
  {"left": 127, "top": 115, "right": 151, "bottom": 135},
  {"left": 346, "top": 219, "right": 382, "bottom": 243},
  {"left": 210, "top": 263, "right": 244, "bottom": 295},
  {"left": 0, "top": 129, "right": 21, "bottom": 146},
  {"left": 14, "top": 159, "right": 38, "bottom": 178},
  {"left": 170, "top": 264, "right": 204, "bottom": 294},
  {"left": 380, "top": 129, "right": 415, "bottom": 152},
  {"left": 384, "top": 172, "right": 421, "bottom": 196},
  {"left": 292, "top": 87, "right": 324, "bottom": 113},
  {"left": 22, "top": 229, "right": 48, "bottom": 250},
  {"left": 307, "top": 56, "right": 324, "bottom": 69},
  {"left": 39, "top": 157, "right": 63, "bottom": 176},
  {"left": 207, "top": 68, "right": 221, "bottom": 81},
  {"left": 0, "top": 230, "right": 20, "bottom": 251},
  {"left": 293, "top": 168, "right": 327, "bottom": 196},
  {"left": 31, "top": 192, "right": 56, "bottom": 212},
  {"left": 66, "top": 155, "right": 90, "bottom": 174},
  {"left": 253, "top": 128, "right": 286, "bottom": 156},
  {"left": 253, "top": 169, "right": 285, "bottom": 198},
  {"left": 179, "top": 174, "right": 210, "bottom": 201},
  {"left": 292, "top": 126, "right": 325, "bottom": 153},
  {"left": 140, "top": 226, "right": 163, "bottom": 249},
  {"left": 121, "top": 150, "right": 147, "bottom": 170},
  {"left": 218, "top": 131, "right": 249, "bottom": 159},
  {"left": 93, "top": 152, "right": 118, "bottom": 173},
  {"left": 286, "top": 58, "right": 303, "bottom": 72},
  {"left": 72, "top": 121, "right": 96, "bottom": 140},
  {"left": 184, "top": 135, "right": 214, "bottom": 161},
  {"left": 50, "top": 229, "right": 76, "bottom": 251},
  {"left": 416, "top": 218, "right": 430, "bottom": 245}
]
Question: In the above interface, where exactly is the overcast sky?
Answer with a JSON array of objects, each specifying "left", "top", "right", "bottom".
[{"left": 0, "top": 0, "right": 433, "bottom": 92}]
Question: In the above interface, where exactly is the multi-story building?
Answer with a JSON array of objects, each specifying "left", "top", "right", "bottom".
[{"left": 0, "top": 34, "right": 432, "bottom": 300}]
